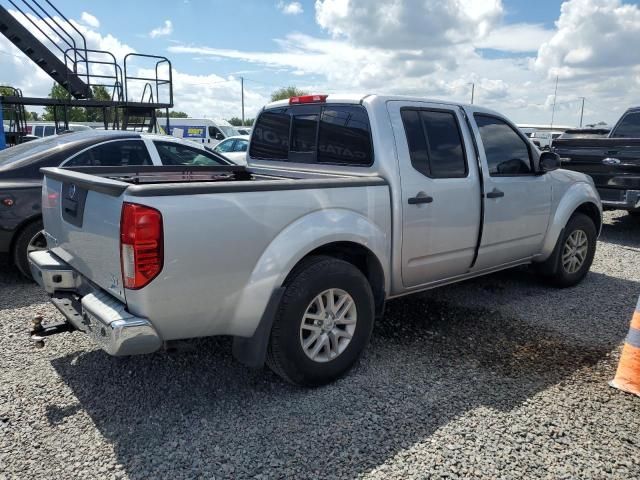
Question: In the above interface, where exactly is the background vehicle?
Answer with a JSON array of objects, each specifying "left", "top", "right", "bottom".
[
  {"left": 557, "top": 128, "right": 610, "bottom": 140},
  {"left": 0, "top": 130, "right": 231, "bottom": 278},
  {"left": 530, "top": 130, "right": 563, "bottom": 150},
  {"left": 212, "top": 135, "right": 249, "bottom": 164},
  {"left": 234, "top": 127, "right": 252, "bottom": 135},
  {"left": 30, "top": 94, "right": 601, "bottom": 386},
  {"left": 164, "top": 118, "right": 237, "bottom": 146},
  {"left": 553, "top": 106, "right": 640, "bottom": 214},
  {"left": 27, "top": 122, "right": 92, "bottom": 138}
]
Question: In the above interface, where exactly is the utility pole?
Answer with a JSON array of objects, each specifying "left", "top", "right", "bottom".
[
  {"left": 241, "top": 76, "right": 245, "bottom": 125},
  {"left": 579, "top": 96, "right": 585, "bottom": 127},
  {"left": 470, "top": 82, "right": 475, "bottom": 104},
  {"left": 550, "top": 75, "right": 559, "bottom": 129}
]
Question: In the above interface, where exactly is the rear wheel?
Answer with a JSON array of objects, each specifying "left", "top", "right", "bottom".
[
  {"left": 266, "top": 256, "right": 375, "bottom": 387},
  {"left": 536, "top": 213, "right": 596, "bottom": 288},
  {"left": 12, "top": 219, "right": 46, "bottom": 280}
]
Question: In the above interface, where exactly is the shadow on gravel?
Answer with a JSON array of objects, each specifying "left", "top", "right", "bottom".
[
  {"left": 0, "top": 258, "right": 43, "bottom": 310},
  {"left": 599, "top": 212, "right": 640, "bottom": 249},
  {"left": 49, "top": 280, "right": 632, "bottom": 479}
]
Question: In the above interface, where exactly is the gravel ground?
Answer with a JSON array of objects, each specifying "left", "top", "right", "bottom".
[{"left": 1, "top": 210, "right": 639, "bottom": 479}]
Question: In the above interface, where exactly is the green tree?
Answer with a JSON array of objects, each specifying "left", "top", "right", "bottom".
[
  {"left": 85, "top": 85, "right": 112, "bottom": 123},
  {"left": 156, "top": 110, "right": 189, "bottom": 118},
  {"left": 0, "top": 86, "right": 15, "bottom": 96},
  {"left": 227, "top": 117, "right": 243, "bottom": 126},
  {"left": 42, "top": 83, "right": 86, "bottom": 122},
  {"left": 243, "top": 118, "right": 254, "bottom": 126},
  {"left": 28, "top": 111, "right": 39, "bottom": 121},
  {"left": 270, "top": 86, "right": 308, "bottom": 102}
]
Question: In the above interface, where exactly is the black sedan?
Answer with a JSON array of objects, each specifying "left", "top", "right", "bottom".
[{"left": 0, "top": 130, "right": 231, "bottom": 278}]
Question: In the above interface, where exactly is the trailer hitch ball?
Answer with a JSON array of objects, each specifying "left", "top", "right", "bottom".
[{"left": 32, "top": 314, "right": 44, "bottom": 332}]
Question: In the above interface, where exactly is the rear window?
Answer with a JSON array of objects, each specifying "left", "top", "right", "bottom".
[{"left": 250, "top": 105, "right": 373, "bottom": 166}]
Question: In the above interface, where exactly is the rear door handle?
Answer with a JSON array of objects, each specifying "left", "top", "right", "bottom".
[
  {"left": 486, "top": 188, "right": 504, "bottom": 199},
  {"left": 408, "top": 193, "right": 433, "bottom": 205}
]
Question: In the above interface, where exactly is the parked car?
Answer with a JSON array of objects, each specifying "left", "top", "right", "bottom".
[
  {"left": 557, "top": 128, "right": 610, "bottom": 140},
  {"left": 553, "top": 106, "right": 640, "bottom": 215},
  {"left": 0, "top": 130, "right": 231, "bottom": 278},
  {"left": 29, "top": 94, "right": 601, "bottom": 386},
  {"left": 235, "top": 127, "right": 252, "bottom": 135},
  {"left": 163, "top": 118, "right": 237, "bottom": 146},
  {"left": 212, "top": 135, "right": 249, "bottom": 164}
]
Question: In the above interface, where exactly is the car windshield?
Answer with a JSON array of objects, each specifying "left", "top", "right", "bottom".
[
  {"left": 0, "top": 135, "right": 75, "bottom": 167},
  {"left": 218, "top": 125, "right": 237, "bottom": 137}
]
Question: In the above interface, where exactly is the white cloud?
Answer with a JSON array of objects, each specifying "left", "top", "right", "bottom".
[
  {"left": 535, "top": 0, "right": 640, "bottom": 77},
  {"left": 278, "top": 1, "right": 304, "bottom": 15},
  {"left": 149, "top": 20, "right": 173, "bottom": 38},
  {"left": 80, "top": 12, "right": 100, "bottom": 28},
  {"left": 475, "top": 23, "right": 554, "bottom": 52}
]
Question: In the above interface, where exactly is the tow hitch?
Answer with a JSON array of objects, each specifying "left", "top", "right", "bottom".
[{"left": 30, "top": 314, "right": 75, "bottom": 348}]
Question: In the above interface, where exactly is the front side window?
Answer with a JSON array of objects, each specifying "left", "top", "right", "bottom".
[
  {"left": 475, "top": 114, "right": 533, "bottom": 175},
  {"left": 66, "top": 140, "right": 153, "bottom": 167},
  {"left": 249, "top": 105, "right": 373, "bottom": 166},
  {"left": 34, "top": 126, "right": 44, "bottom": 137},
  {"left": 155, "top": 141, "right": 228, "bottom": 166},
  {"left": 44, "top": 126, "right": 55, "bottom": 137},
  {"left": 401, "top": 108, "right": 467, "bottom": 178},
  {"left": 612, "top": 112, "right": 640, "bottom": 138}
]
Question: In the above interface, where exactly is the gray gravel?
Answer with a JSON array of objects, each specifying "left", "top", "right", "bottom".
[{"left": 1, "top": 210, "right": 639, "bottom": 479}]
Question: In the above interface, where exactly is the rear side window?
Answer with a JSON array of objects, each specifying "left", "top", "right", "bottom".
[
  {"left": 66, "top": 140, "right": 153, "bottom": 167},
  {"left": 249, "top": 105, "right": 373, "bottom": 166},
  {"left": 474, "top": 114, "right": 533, "bottom": 175},
  {"left": 612, "top": 112, "right": 640, "bottom": 138},
  {"left": 400, "top": 108, "right": 467, "bottom": 178}
]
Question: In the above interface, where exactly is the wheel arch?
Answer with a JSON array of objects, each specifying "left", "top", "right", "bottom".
[{"left": 8, "top": 214, "right": 43, "bottom": 261}]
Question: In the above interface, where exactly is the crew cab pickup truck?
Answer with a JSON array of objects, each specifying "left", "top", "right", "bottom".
[
  {"left": 29, "top": 94, "right": 602, "bottom": 386},
  {"left": 553, "top": 106, "right": 640, "bottom": 214}
]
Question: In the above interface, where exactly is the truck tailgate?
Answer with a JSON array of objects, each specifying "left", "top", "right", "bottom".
[{"left": 42, "top": 171, "right": 128, "bottom": 302}]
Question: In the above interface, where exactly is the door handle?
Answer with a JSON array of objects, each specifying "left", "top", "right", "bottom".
[
  {"left": 486, "top": 188, "right": 504, "bottom": 199},
  {"left": 408, "top": 193, "right": 433, "bottom": 205}
]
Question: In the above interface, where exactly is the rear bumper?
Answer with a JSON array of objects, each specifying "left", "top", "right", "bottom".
[
  {"left": 598, "top": 188, "right": 640, "bottom": 210},
  {"left": 28, "top": 250, "right": 162, "bottom": 356}
]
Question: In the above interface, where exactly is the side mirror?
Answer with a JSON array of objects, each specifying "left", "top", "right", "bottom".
[
  {"left": 539, "top": 151, "right": 561, "bottom": 173},
  {"left": 215, "top": 132, "right": 225, "bottom": 141}
]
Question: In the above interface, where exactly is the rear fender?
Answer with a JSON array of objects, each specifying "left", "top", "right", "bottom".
[
  {"left": 231, "top": 208, "right": 390, "bottom": 338},
  {"left": 538, "top": 181, "right": 601, "bottom": 261}
]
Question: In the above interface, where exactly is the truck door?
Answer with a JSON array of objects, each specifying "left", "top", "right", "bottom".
[
  {"left": 388, "top": 101, "right": 482, "bottom": 288},
  {"left": 470, "top": 112, "right": 552, "bottom": 270}
]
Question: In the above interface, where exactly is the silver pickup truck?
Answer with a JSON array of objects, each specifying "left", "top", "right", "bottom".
[{"left": 29, "top": 94, "right": 602, "bottom": 386}]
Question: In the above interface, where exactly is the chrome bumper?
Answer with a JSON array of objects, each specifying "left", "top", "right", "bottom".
[
  {"left": 28, "top": 250, "right": 162, "bottom": 356},
  {"left": 599, "top": 189, "right": 640, "bottom": 210}
]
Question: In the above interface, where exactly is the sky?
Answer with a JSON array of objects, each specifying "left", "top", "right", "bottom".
[{"left": 1, "top": 0, "right": 640, "bottom": 126}]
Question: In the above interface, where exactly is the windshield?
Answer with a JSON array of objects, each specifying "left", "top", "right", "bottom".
[
  {"left": 0, "top": 135, "right": 74, "bottom": 167},
  {"left": 219, "top": 125, "right": 237, "bottom": 137}
]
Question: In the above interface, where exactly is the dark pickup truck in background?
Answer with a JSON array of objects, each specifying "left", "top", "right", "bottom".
[{"left": 553, "top": 106, "right": 640, "bottom": 214}]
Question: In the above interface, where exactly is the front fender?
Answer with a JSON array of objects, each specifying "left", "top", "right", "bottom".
[
  {"left": 538, "top": 181, "right": 602, "bottom": 261},
  {"left": 230, "top": 208, "right": 390, "bottom": 337}
]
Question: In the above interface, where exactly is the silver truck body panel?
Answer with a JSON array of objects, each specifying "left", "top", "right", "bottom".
[{"left": 36, "top": 94, "right": 602, "bottom": 356}]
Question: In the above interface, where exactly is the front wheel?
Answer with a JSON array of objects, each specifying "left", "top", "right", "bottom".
[
  {"left": 266, "top": 256, "right": 375, "bottom": 387},
  {"left": 12, "top": 219, "right": 46, "bottom": 280},
  {"left": 536, "top": 213, "right": 597, "bottom": 288}
]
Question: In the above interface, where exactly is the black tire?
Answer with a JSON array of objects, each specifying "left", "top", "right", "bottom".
[
  {"left": 266, "top": 256, "right": 375, "bottom": 387},
  {"left": 536, "top": 213, "right": 597, "bottom": 288},
  {"left": 12, "top": 219, "right": 45, "bottom": 280}
]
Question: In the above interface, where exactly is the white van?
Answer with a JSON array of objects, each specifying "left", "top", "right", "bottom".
[
  {"left": 27, "top": 122, "right": 92, "bottom": 138},
  {"left": 161, "top": 118, "right": 237, "bottom": 146}
]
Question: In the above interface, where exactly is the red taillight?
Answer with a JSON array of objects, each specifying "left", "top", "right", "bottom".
[
  {"left": 289, "top": 94, "right": 328, "bottom": 104},
  {"left": 120, "top": 202, "right": 163, "bottom": 289}
]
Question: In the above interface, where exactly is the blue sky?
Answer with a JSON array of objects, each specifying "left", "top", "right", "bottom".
[{"left": 2, "top": 0, "right": 640, "bottom": 125}]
